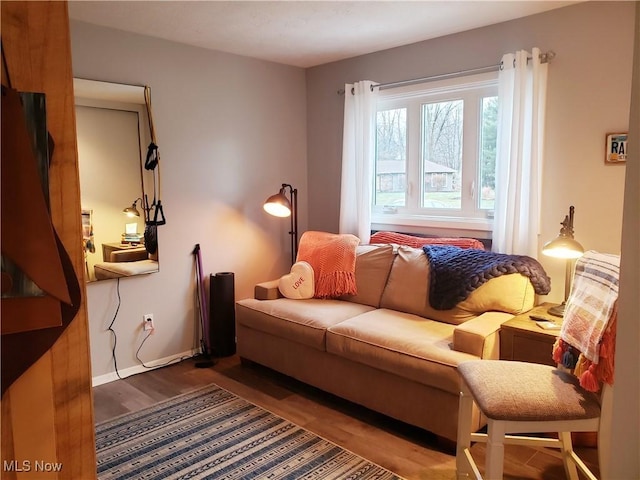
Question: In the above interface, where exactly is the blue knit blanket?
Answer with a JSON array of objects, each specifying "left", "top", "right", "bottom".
[{"left": 423, "top": 245, "right": 551, "bottom": 310}]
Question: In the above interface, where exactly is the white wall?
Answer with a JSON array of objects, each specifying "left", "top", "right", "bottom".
[
  {"left": 610, "top": 4, "right": 640, "bottom": 477},
  {"left": 306, "top": 1, "right": 635, "bottom": 305},
  {"left": 70, "top": 21, "right": 307, "bottom": 381}
]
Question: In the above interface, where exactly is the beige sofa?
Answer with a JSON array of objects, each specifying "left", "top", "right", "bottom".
[
  {"left": 236, "top": 244, "right": 537, "bottom": 441},
  {"left": 93, "top": 247, "right": 159, "bottom": 280}
]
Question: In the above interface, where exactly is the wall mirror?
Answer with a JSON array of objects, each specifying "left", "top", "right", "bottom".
[{"left": 74, "top": 78, "right": 160, "bottom": 282}]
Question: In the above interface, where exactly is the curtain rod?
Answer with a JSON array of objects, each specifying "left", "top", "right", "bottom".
[{"left": 337, "top": 50, "right": 555, "bottom": 95}]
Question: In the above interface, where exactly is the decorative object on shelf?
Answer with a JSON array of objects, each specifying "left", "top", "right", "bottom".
[
  {"left": 542, "top": 205, "right": 584, "bottom": 317},
  {"left": 263, "top": 183, "right": 298, "bottom": 265},
  {"left": 604, "top": 132, "right": 627, "bottom": 164}
]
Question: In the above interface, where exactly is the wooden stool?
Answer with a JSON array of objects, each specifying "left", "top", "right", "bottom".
[{"left": 456, "top": 360, "right": 609, "bottom": 480}]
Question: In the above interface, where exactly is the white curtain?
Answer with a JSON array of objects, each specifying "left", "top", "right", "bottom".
[
  {"left": 339, "top": 81, "right": 378, "bottom": 244},
  {"left": 492, "top": 48, "right": 548, "bottom": 256}
]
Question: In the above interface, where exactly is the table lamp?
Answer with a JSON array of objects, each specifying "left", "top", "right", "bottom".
[{"left": 542, "top": 205, "right": 584, "bottom": 317}]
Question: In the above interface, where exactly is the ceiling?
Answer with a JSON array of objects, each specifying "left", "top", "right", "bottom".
[{"left": 68, "top": 1, "right": 579, "bottom": 68}]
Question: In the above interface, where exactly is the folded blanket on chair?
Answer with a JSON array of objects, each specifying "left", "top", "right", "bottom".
[
  {"left": 553, "top": 251, "right": 620, "bottom": 391},
  {"left": 296, "top": 231, "right": 359, "bottom": 298},
  {"left": 560, "top": 251, "right": 620, "bottom": 363},
  {"left": 423, "top": 245, "right": 551, "bottom": 310}
]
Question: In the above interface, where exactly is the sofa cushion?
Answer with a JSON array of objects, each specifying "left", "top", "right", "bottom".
[
  {"left": 236, "top": 298, "right": 374, "bottom": 351},
  {"left": 370, "top": 231, "right": 485, "bottom": 250},
  {"left": 379, "top": 246, "right": 534, "bottom": 325},
  {"left": 340, "top": 244, "right": 395, "bottom": 308},
  {"left": 93, "top": 260, "right": 158, "bottom": 280},
  {"left": 379, "top": 245, "right": 431, "bottom": 317},
  {"left": 456, "top": 274, "right": 535, "bottom": 316},
  {"left": 326, "top": 308, "right": 478, "bottom": 394}
]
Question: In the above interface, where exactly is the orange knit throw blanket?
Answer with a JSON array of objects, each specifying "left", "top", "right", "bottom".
[{"left": 296, "top": 231, "right": 359, "bottom": 298}]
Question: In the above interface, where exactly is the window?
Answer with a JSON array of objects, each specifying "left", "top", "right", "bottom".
[
  {"left": 375, "top": 108, "right": 407, "bottom": 207},
  {"left": 372, "top": 72, "right": 498, "bottom": 231}
]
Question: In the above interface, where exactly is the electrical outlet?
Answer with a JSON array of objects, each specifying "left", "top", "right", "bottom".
[{"left": 143, "top": 313, "right": 154, "bottom": 331}]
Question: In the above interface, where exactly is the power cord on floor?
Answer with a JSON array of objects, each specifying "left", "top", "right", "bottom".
[
  {"left": 106, "top": 277, "right": 205, "bottom": 381},
  {"left": 134, "top": 277, "right": 205, "bottom": 370},
  {"left": 107, "top": 277, "right": 123, "bottom": 380},
  {"left": 135, "top": 331, "right": 195, "bottom": 370}
]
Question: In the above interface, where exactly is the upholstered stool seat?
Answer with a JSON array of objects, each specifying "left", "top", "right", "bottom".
[
  {"left": 458, "top": 360, "right": 601, "bottom": 422},
  {"left": 456, "top": 359, "right": 610, "bottom": 480}
]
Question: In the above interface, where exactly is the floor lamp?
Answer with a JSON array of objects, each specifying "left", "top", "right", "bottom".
[
  {"left": 542, "top": 205, "right": 584, "bottom": 317},
  {"left": 263, "top": 183, "right": 298, "bottom": 265}
]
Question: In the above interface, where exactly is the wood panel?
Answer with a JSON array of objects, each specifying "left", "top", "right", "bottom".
[{"left": 1, "top": 2, "right": 96, "bottom": 479}]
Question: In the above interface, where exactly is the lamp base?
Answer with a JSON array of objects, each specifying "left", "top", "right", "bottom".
[{"left": 547, "top": 302, "right": 566, "bottom": 318}]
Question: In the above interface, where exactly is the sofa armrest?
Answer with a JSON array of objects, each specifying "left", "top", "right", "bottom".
[
  {"left": 453, "top": 312, "right": 513, "bottom": 359},
  {"left": 254, "top": 280, "right": 282, "bottom": 300}
]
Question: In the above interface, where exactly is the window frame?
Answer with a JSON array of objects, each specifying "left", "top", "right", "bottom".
[{"left": 371, "top": 72, "right": 499, "bottom": 233}]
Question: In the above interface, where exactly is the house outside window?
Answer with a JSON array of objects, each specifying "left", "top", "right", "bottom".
[{"left": 372, "top": 72, "right": 498, "bottom": 233}]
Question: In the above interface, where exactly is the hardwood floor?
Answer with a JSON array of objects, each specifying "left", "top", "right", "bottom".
[{"left": 93, "top": 354, "right": 599, "bottom": 480}]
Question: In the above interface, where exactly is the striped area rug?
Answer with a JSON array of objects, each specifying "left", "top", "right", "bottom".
[{"left": 96, "top": 384, "right": 403, "bottom": 479}]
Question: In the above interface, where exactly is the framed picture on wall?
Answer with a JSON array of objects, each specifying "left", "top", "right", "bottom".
[{"left": 605, "top": 133, "right": 628, "bottom": 164}]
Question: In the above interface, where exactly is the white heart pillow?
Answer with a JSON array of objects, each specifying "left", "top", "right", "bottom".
[{"left": 278, "top": 261, "right": 315, "bottom": 299}]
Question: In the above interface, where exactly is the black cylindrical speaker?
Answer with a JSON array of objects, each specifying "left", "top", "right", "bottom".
[{"left": 209, "top": 272, "right": 236, "bottom": 357}]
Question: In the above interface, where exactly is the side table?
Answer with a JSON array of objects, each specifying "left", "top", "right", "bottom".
[
  {"left": 500, "top": 303, "right": 561, "bottom": 366},
  {"left": 102, "top": 242, "right": 145, "bottom": 262}
]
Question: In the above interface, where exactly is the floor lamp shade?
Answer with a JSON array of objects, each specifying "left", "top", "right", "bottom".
[
  {"left": 542, "top": 205, "right": 584, "bottom": 317},
  {"left": 263, "top": 183, "right": 298, "bottom": 265},
  {"left": 263, "top": 192, "right": 291, "bottom": 217}
]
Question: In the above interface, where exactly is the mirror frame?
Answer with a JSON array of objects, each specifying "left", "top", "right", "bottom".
[{"left": 74, "top": 78, "right": 159, "bottom": 282}]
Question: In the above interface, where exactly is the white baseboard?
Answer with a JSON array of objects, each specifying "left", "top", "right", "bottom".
[{"left": 92, "top": 349, "right": 199, "bottom": 387}]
